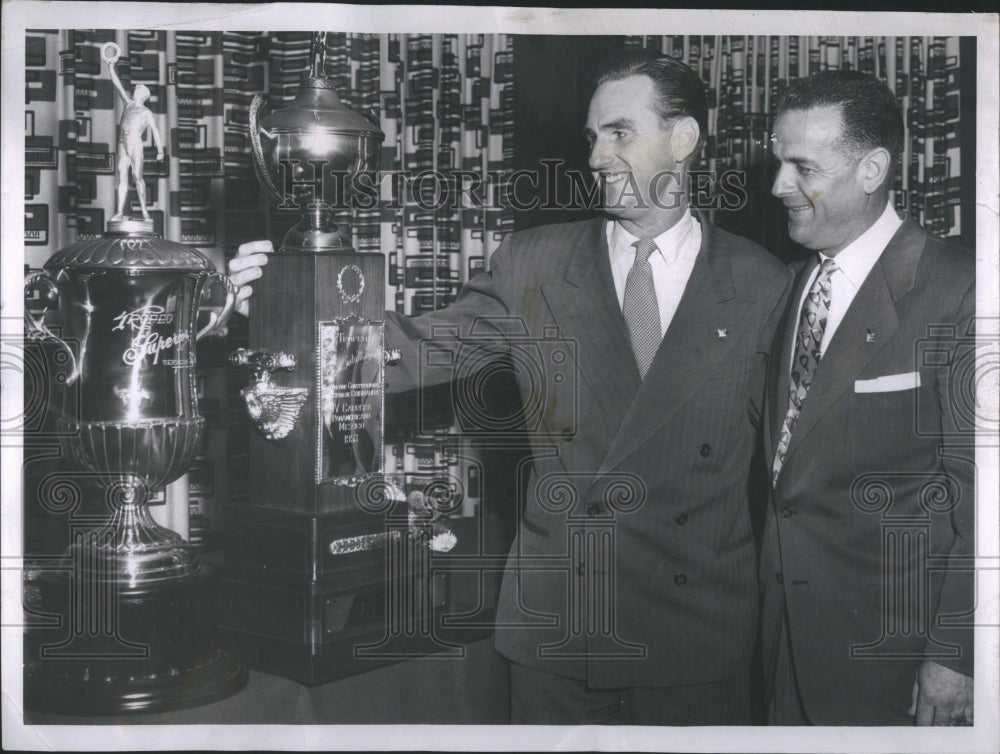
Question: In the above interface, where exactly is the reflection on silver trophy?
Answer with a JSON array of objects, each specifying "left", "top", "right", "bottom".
[{"left": 24, "top": 192, "right": 238, "bottom": 583}]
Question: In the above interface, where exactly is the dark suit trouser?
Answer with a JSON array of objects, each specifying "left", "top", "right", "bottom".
[{"left": 509, "top": 660, "right": 752, "bottom": 725}]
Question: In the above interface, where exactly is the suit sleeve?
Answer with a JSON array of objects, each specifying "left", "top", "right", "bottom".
[
  {"left": 384, "top": 234, "right": 518, "bottom": 394},
  {"left": 928, "top": 277, "right": 976, "bottom": 677}
]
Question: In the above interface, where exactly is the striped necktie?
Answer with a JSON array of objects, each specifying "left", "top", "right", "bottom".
[{"left": 622, "top": 238, "right": 662, "bottom": 378}]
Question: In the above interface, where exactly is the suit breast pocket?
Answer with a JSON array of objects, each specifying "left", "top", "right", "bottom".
[{"left": 847, "top": 380, "right": 931, "bottom": 475}]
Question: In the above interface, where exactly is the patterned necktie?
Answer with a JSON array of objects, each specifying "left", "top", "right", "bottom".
[
  {"left": 622, "top": 238, "right": 662, "bottom": 378},
  {"left": 772, "top": 258, "right": 838, "bottom": 484}
]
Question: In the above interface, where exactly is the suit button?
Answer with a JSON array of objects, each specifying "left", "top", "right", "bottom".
[
  {"left": 674, "top": 513, "right": 688, "bottom": 526},
  {"left": 673, "top": 573, "right": 688, "bottom": 587},
  {"left": 577, "top": 563, "right": 586, "bottom": 576},
  {"left": 780, "top": 506, "right": 797, "bottom": 518},
  {"left": 586, "top": 503, "right": 602, "bottom": 517},
  {"left": 561, "top": 428, "right": 574, "bottom": 442},
  {"left": 775, "top": 571, "right": 783, "bottom": 584},
  {"left": 700, "top": 443, "right": 712, "bottom": 458}
]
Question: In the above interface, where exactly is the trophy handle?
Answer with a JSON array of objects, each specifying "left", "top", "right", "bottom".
[
  {"left": 24, "top": 271, "right": 79, "bottom": 385},
  {"left": 196, "top": 272, "right": 238, "bottom": 341},
  {"left": 248, "top": 94, "right": 285, "bottom": 207}
]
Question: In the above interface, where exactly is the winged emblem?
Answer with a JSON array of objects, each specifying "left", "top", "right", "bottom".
[{"left": 240, "top": 383, "right": 308, "bottom": 440}]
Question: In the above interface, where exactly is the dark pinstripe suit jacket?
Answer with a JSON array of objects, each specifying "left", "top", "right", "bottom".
[
  {"left": 387, "top": 215, "right": 791, "bottom": 689},
  {"left": 760, "top": 220, "right": 975, "bottom": 724}
]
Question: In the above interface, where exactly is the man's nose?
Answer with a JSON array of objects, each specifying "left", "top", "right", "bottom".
[
  {"left": 588, "top": 137, "right": 611, "bottom": 170},
  {"left": 771, "top": 163, "right": 793, "bottom": 198}
]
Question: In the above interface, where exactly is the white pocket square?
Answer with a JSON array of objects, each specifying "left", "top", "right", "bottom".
[{"left": 854, "top": 371, "right": 921, "bottom": 393}]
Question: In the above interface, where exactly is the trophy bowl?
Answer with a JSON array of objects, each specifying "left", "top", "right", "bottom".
[
  {"left": 25, "top": 231, "right": 238, "bottom": 585},
  {"left": 249, "top": 66, "right": 383, "bottom": 253}
]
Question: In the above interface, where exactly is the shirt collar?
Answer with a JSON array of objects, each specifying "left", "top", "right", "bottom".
[
  {"left": 819, "top": 201, "right": 903, "bottom": 289},
  {"left": 609, "top": 210, "right": 697, "bottom": 267}
]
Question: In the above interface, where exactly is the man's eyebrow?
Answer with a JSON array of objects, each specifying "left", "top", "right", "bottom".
[
  {"left": 771, "top": 152, "right": 819, "bottom": 167},
  {"left": 600, "top": 118, "right": 636, "bottom": 131},
  {"left": 583, "top": 118, "right": 637, "bottom": 138}
]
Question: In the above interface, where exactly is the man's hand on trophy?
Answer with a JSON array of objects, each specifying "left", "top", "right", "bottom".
[{"left": 228, "top": 240, "right": 274, "bottom": 317}]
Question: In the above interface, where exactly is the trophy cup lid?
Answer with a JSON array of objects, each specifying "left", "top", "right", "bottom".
[
  {"left": 259, "top": 76, "right": 385, "bottom": 140},
  {"left": 43, "top": 232, "right": 216, "bottom": 273}
]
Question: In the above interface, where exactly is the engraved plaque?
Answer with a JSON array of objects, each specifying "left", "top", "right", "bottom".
[{"left": 317, "top": 319, "right": 384, "bottom": 483}]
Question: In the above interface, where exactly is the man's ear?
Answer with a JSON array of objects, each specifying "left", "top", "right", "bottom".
[
  {"left": 859, "top": 146, "right": 892, "bottom": 194},
  {"left": 669, "top": 116, "right": 700, "bottom": 164}
]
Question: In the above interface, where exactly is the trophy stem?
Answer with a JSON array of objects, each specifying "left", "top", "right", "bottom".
[
  {"left": 71, "top": 479, "right": 199, "bottom": 587},
  {"left": 283, "top": 208, "right": 353, "bottom": 252}
]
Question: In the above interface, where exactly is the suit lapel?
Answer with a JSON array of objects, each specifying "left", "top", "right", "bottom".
[
  {"left": 598, "top": 219, "right": 751, "bottom": 476},
  {"left": 776, "top": 220, "right": 926, "bottom": 472},
  {"left": 540, "top": 219, "right": 640, "bottom": 430}
]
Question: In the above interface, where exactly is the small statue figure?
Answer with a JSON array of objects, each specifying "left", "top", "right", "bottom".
[{"left": 102, "top": 42, "right": 164, "bottom": 222}]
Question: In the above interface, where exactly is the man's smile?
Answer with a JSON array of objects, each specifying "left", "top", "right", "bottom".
[
  {"left": 784, "top": 202, "right": 812, "bottom": 213},
  {"left": 599, "top": 171, "right": 629, "bottom": 185}
]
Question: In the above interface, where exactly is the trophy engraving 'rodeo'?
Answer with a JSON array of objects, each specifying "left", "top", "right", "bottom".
[
  {"left": 22, "top": 42, "right": 247, "bottom": 714},
  {"left": 221, "top": 33, "right": 458, "bottom": 684}
]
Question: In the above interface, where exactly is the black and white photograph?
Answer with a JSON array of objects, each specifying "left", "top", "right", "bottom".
[{"left": 1, "top": 3, "right": 997, "bottom": 751}]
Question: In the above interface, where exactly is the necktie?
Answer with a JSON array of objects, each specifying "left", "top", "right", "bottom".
[
  {"left": 772, "top": 258, "right": 837, "bottom": 484},
  {"left": 622, "top": 238, "right": 662, "bottom": 378}
]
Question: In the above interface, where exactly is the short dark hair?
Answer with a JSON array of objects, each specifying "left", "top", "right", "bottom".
[
  {"left": 595, "top": 48, "right": 708, "bottom": 158},
  {"left": 777, "top": 70, "right": 904, "bottom": 166}
]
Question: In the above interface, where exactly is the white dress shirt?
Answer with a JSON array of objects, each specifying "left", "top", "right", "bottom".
[
  {"left": 606, "top": 211, "right": 702, "bottom": 338},
  {"left": 789, "top": 201, "right": 903, "bottom": 373}
]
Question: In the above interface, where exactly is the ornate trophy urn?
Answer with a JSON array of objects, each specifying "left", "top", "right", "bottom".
[
  {"left": 22, "top": 42, "right": 247, "bottom": 715},
  {"left": 221, "top": 33, "right": 457, "bottom": 685}
]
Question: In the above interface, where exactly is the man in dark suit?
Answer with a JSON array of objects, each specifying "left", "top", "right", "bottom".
[
  {"left": 230, "top": 50, "right": 791, "bottom": 724},
  {"left": 761, "top": 70, "right": 975, "bottom": 726}
]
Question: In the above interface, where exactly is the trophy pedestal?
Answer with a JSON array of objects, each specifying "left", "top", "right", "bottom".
[
  {"left": 222, "top": 248, "right": 425, "bottom": 683},
  {"left": 244, "top": 251, "right": 387, "bottom": 508},
  {"left": 218, "top": 509, "right": 491, "bottom": 686},
  {"left": 219, "top": 507, "right": 447, "bottom": 686},
  {"left": 24, "top": 567, "right": 247, "bottom": 715}
]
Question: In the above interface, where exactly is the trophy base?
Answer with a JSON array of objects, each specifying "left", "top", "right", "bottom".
[
  {"left": 24, "top": 647, "right": 246, "bottom": 717},
  {"left": 218, "top": 511, "right": 494, "bottom": 685},
  {"left": 107, "top": 216, "right": 154, "bottom": 235},
  {"left": 23, "top": 567, "right": 248, "bottom": 716}
]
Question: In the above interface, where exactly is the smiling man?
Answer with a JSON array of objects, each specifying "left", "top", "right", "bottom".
[
  {"left": 761, "top": 70, "right": 975, "bottom": 726},
  {"left": 229, "top": 49, "right": 791, "bottom": 724}
]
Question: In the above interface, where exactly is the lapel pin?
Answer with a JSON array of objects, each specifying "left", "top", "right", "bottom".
[
  {"left": 866, "top": 329, "right": 876, "bottom": 343},
  {"left": 717, "top": 328, "right": 728, "bottom": 339}
]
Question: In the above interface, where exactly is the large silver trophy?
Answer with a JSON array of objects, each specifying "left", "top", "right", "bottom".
[{"left": 22, "top": 42, "right": 247, "bottom": 715}]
